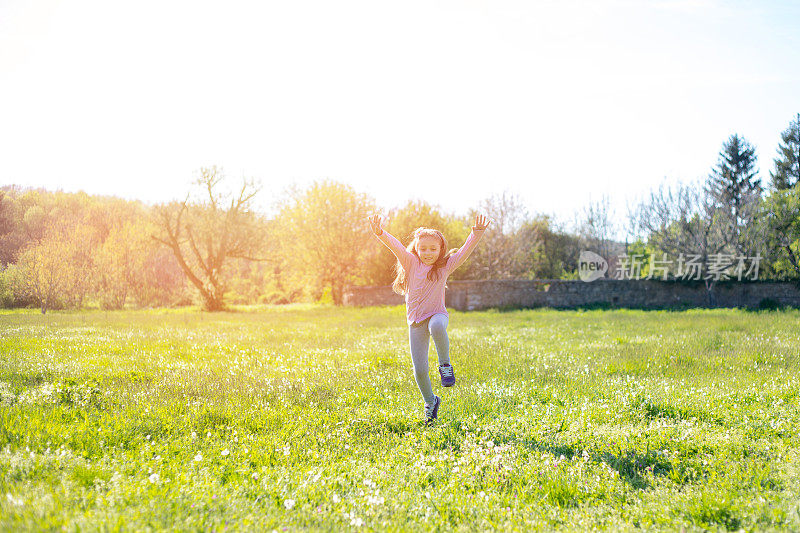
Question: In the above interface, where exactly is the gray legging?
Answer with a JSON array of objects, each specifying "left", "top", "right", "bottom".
[{"left": 408, "top": 313, "right": 450, "bottom": 405}]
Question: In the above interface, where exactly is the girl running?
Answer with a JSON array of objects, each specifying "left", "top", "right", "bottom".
[{"left": 368, "top": 213, "right": 490, "bottom": 422}]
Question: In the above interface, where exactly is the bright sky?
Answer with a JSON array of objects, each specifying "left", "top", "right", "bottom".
[{"left": 1, "top": 0, "right": 798, "bottom": 239}]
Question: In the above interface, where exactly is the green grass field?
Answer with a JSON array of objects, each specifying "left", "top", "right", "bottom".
[{"left": 2, "top": 305, "right": 800, "bottom": 531}]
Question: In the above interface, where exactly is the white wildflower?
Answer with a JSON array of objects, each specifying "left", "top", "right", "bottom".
[
  {"left": 284, "top": 498, "right": 296, "bottom": 510},
  {"left": 366, "top": 494, "right": 384, "bottom": 505}
]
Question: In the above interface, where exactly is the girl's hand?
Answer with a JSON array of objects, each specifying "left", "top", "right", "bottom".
[
  {"left": 368, "top": 214, "right": 384, "bottom": 235},
  {"left": 473, "top": 213, "right": 490, "bottom": 231}
]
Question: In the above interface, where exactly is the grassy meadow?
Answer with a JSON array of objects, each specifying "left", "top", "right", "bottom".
[{"left": 1, "top": 304, "right": 800, "bottom": 531}]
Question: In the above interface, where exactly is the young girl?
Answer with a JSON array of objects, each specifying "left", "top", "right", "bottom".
[{"left": 368, "top": 213, "right": 490, "bottom": 422}]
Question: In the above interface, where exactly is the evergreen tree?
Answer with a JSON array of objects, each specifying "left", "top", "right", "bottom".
[
  {"left": 770, "top": 113, "right": 800, "bottom": 190},
  {"left": 705, "top": 134, "right": 762, "bottom": 254}
]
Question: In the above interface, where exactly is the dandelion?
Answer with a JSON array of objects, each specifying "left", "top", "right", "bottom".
[
  {"left": 148, "top": 473, "right": 159, "bottom": 483},
  {"left": 284, "top": 498, "right": 296, "bottom": 510},
  {"left": 194, "top": 453, "right": 203, "bottom": 462},
  {"left": 221, "top": 449, "right": 230, "bottom": 457}
]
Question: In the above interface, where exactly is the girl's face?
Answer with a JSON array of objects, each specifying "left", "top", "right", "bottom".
[{"left": 416, "top": 236, "right": 442, "bottom": 266}]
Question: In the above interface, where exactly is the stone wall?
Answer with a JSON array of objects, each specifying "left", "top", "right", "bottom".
[{"left": 343, "top": 279, "right": 800, "bottom": 310}]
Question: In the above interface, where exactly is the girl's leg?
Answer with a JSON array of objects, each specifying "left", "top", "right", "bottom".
[
  {"left": 408, "top": 321, "right": 435, "bottom": 404},
  {"left": 428, "top": 313, "right": 450, "bottom": 366}
]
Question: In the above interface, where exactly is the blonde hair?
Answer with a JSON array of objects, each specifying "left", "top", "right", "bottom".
[{"left": 391, "top": 227, "right": 459, "bottom": 295}]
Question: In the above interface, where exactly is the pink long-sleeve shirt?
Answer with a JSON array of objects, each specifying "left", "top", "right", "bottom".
[{"left": 374, "top": 227, "right": 486, "bottom": 325}]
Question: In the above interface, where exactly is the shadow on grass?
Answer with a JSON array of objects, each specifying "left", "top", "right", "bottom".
[
  {"left": 632, "top": 396, "right": 725, "bottom": 426},
  {"left": 416, "top": 420, "right": 673, "bottom": 490},
  {"left": 480, "top": 423, "right": 674, "bottom": 491},
  {"left": 525, "top": 439, "right": 671, "bottom": 490}
]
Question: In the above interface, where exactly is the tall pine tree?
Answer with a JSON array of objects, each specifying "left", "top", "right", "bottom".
[
  {"left": 770, "top": 113, "right": 800, "bottom": 190},
  {"left": 705, "top": 134, "right": 762, "bottom": 255}
]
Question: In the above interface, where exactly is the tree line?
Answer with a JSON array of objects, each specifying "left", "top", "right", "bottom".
[
  {"left": 1, "top": 114, "right": 798, "bottom": 312},
  {"left": 628, "top": 114, "right": 800, "bottom": 293}
]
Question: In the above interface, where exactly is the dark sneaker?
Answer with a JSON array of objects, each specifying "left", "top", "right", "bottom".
[
  {"left": 424, "top": 395, "right": 441, "bottom": 422},
  {"left": 439, "top": 364, "right": 455, "bottom": 387}
]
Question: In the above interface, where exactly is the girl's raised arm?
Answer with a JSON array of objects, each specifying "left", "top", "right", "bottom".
[
  {"left": 369, "top": 214, "right": 415, "bottom": 272},
  {"left": 446, "top": 213, "right": 491, "bottom": 274}
]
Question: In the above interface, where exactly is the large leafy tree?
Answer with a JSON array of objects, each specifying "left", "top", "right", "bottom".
[
  {"left": 152, "top": 166, "right": 266, "bottom": 311},
  {"left": 761, "top": 115, "right": 800, "bottom": 278},
  {"left": 11, "top": 225, "right": 72, "bottom": 313},
  {"left": 761, "top": 185, "right": 800, "bottom": 278},
  {"left": 0, "top": 189, "right": 22, "bottom": 267},
  {"left": 519, "top": 215, "right": 584, "bottom": 279},
  {"left": 96, "top": 220, "right": 148, "bottom": 309},
  {"left": 0, "top": 191, "right": 13, "bottom": 243},
  {"left": 275, "top": 179, "right": 375, "bottom": 305},
  {"left": 770, "top": 113, "right": 800, "bottom": 191}
]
